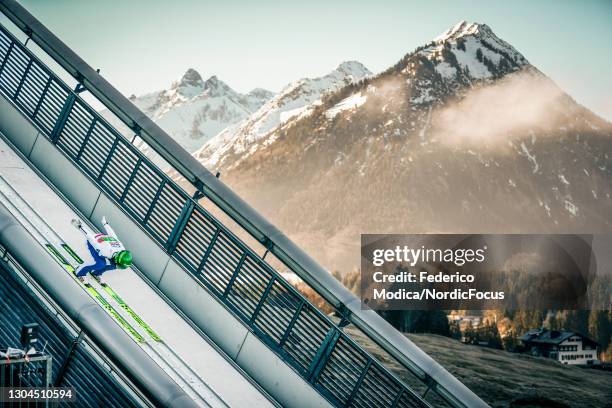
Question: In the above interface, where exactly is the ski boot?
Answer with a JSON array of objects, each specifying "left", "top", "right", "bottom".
[{"left": 91, "top": 273, "right": 105, "bottom": 285}]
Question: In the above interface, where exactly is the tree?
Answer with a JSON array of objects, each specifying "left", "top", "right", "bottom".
[
  {"left": 498, "top": 58, "right": 510, "bottom": 73},
  {"left": 463, "top": 66, "right": 471, "bottom": 80},
  {"left": 502, "top": 334, "right": 518, "bottom": 351},
  {"left": 457, "top": 38, "right": 466, "bottom": 51},
  {"left": 588, "top": 310, "right": 610, "bottom": 353},
  {"left": 544, "top": 311, "right": 562, "bottom": 330},
  {"left": 449, "top": 320, "right": 461, "bottom": 339},
  {"left": 441, "top": 46, "right": 460, "bottom": 70},
  {"left": 383, "top": 310, "right": 450, "bottom": 335},
  {"left": 463, "top": 327, "right": 477, "bottom": 344},
  {"left": 512, "top": 310, "right": 530, "bottom": 335},
  {"left": 426, "top": 310, "right": 450, "bottom": 336},
  {"left": 527, "top": 310, "right": 544, "bottom": 329},
  {"left": 565, "top": 310, "right": 589, "bottom": 334},
  {"left": 482, "top": 322, "right": 503, "bottom": 349},
  {"left": 482, "top": 56, "right": 498, "bottom": 77},
  {"left": 606, "top": 342, "right": 612, "bottom": 362}
]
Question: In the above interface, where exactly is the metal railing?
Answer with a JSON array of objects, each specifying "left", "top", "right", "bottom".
[
  {"left": 0, "top": 22, "right": 430, "bottom": 408},
  {"left": 0, "top": 355, "right": 52, "bottom": 388}
]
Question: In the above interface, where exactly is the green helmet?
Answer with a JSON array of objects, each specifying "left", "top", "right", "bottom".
[{"left": 114, "top": 250, "right": 133, "bottom": 269}]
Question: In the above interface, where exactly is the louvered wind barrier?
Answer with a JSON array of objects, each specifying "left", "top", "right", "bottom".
[{"left": 0, "top": 24, "right": 429, "bottom": 408}]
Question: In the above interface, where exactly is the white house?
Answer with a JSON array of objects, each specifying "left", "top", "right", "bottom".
[{"left": 519, "top": 329, "right": 599, "bottom": 366}]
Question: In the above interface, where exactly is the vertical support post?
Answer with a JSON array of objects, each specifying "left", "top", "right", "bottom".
[
  {"left": 119, "top": 158, "right": 141, "bottom": 203},
  {"left": 279, "top": 301, "right": 305, "bottom": 348},
  {"left": 166, "top": 191, "right": 202, "bottom": 254},
  {"left": 250, "top": 276, "right": 275, "bottom": 323},
  {"left": 391, "top": 389, "right": 405, "bottom": 408},
  {"left": 346, "top": 360, "right": 372, "bottom": 406},
  {"left": 49, "top": 93, "right": 76, "bottom": 143},
  {"left": 13, "top": 58, "right": 32, "bottom": 99},
  {"left": 166, "top": 190, "right": 205, "bottom": 254},
  {"left": 420, "top": 373, "right": 434, "bottom": 400},
  {"left": 143, "top": 180, "right": 166, "bottom": 225},
  {"left": 75, "top": 117, "right": 97, "bottom": 163},
  {"left": 45, "top": 356, "right": 52, "bottom": 387},
  {"left": 223, "top": 252, "right": 247, "bottom": 298},
  {"left": 54, "top": 331, "right": 83, "bottom": 386},
  {"left": 166, "top": 199, "right": 195, "bottom": 254},
  {"left": 307, "top": 327, "right": 341, "bottom": 383},
  {"left": 97, "top": 138, "right": 118, "bottom": 181},
  {"left": 0, "top": 41, "right": 15, "bottom": 77},
  {"left": 196, "top": 228, "right": 220, "bottom": 274},
  {"left": 32, "top": 76, "right": 52, "bottom": 119},
  {"left": 9, "top": 361, "right": 14, "bottom": 387}
]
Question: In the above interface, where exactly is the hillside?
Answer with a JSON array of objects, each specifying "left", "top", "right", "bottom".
[{"left": 345, "top": 330, "right": 612, "bottom": 408}]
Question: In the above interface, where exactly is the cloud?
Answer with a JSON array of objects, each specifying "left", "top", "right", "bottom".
[{"left": 432, "top": 71, "right": 569, "bottom": 146}]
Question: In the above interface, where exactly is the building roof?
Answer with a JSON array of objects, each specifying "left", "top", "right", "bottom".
[{"left": 519, "top": 329, "right": 599, "bottom": 346}]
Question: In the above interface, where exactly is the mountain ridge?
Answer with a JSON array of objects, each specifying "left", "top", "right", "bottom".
[
  {"left": 114, "top": 68, "right": 274, "bottom": 153},
  {"left": 194, "top": 60, "right": 372, "bottom": 168}
]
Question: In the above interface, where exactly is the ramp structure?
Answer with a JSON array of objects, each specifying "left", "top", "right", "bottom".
[
  {"left": 0, "top": 170, "right": 274, "bottom": 408},
  {"left": 0, "top": 206, "right": 198, "bottom": 408},
  {"left": 0, "top": 1, "right": 488, "bottom": 406}
]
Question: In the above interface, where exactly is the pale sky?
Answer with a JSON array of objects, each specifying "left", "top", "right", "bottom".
[{"left": 9, "top": 0, "right": 612, "bottom": 120}]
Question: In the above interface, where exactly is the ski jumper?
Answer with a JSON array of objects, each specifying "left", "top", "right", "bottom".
[{"left": 76, "top": 223, "right": 126, "bottom": 277}]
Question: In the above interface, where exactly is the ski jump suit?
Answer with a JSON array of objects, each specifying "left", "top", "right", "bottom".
[{"left": 76, "top": 223, "right": 126, "bottom": 277}]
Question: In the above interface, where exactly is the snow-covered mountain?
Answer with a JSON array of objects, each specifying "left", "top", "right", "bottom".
[
  {"left": 407, "top": 20, "right": 529, "bottom": 105},
  {"left": 104, "top": 69, "right": 274, "bottom": 153},
  {"left": 190, "top": 21, "right": 612, "bottom": 273},
  {"left": 194, "top": 61, "right": 371, "bottom": 168}
]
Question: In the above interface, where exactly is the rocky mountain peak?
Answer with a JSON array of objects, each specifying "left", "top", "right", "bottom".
[
  {"left": 247, "top": 87, "right": 275, "bottom": 100},
  {"left": 434, "top": 21, "right": 491, "bottom": 42},
  {"left": 104, "top": 69, "right": 274, "bottom": 154},
  {"left": 395, "top": 21, "right": 532, "bottom": 106},
  {"left": 179, "top": 68, "right": 204, "bottom": 85},
  {"left": 173, "top": 68, "right": 205, "bottom": 97},
  {"left": 430, "top": 21, "right": 528, "bottom": 71},
  {"left": 335, "top": 61, "right": 372, "bottom": 79},
  {"left": 202, "top": 74, "right": 234, "bottom": 97}
]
